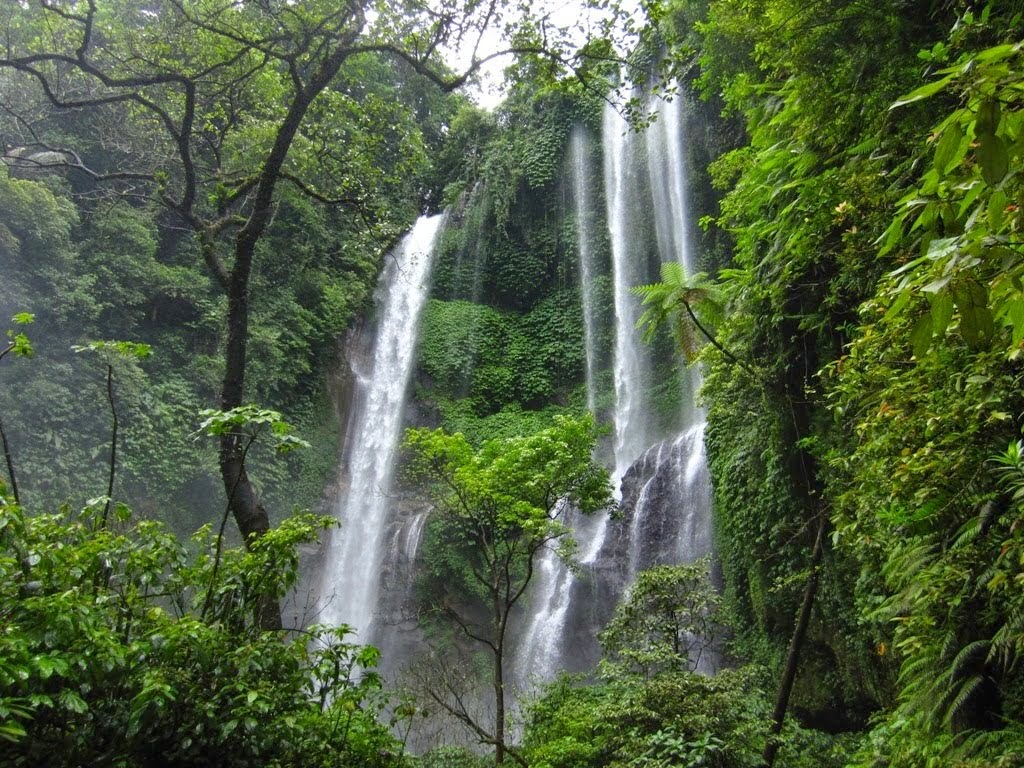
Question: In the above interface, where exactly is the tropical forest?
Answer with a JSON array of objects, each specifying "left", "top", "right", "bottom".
[{"left": 0, "top": 0, "right": 1022, "bottom": 766}]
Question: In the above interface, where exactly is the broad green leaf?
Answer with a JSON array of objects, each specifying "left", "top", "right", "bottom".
[
  {"left": 1005, "top": 299, "right": 1024, "bottom": 345},
  {"left": 976, "top": 99, "right": 1001, "bottom": 135},
  {"left": 978, "top": 132, "right": 1009, "bottom": 185},
  {"left": 910, "top": 313, "right": 933, "bottom": 358},
  {"left": 876, "top": 216, "right": 904, "bottom": 256},
  {"left": 934, "top": 122, "right": 964, "bottom": 174},
  {"left": 960, "top": 304, "right": 982, "bottom": 345},
  {"left": 925, "top": 236, "right": 958, "bottom": 262},
  {"left": 891, "top": 73, "right": 955, "bottom": 108},
  {"left": 930, "top": 292, "right": 955, "bottom": 337},
  {"left": 975, "top": 42, "right": 1021, "bottom": 64},
  {"left": 987, "top": 189, "right": 1009, "bottom": 230},
  {"left": 883, "top": 286, "right": 914, "bottom": 322},
  {"left": 922, "top": 275, "right": 951, "bottom": 294},
  {"left": 978, "top": 305, "right": 995, "bottom": 341}
]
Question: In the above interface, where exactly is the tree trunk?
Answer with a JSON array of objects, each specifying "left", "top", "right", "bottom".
[
  {"left": 494, "top": 642, "right": 505, "bottom": 767},
  {"left": 763, "top": 515, "right": 826, "bottom": 767},
  {"left": 215, "top": 49, "right": 352, "bottom": 631}
]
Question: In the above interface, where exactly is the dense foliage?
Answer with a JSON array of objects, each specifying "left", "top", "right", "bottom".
[
  {"left": 0, "top": 0, "right": 460, "bottom": 533},
  {"left": 0, "top": 481, "right": 400, "bottom": 767},
  {"left": 523, "top": 562, "right": 855, "bottom": 768},
  {"left": 5, "top": 0, "right": 1024, "bottom": 765},
  {"left": 645, "top": 0, "right": 1024, "bottom": 764},
  {"left": 413, "top": 71, "right": 616, "bottom": 442}
]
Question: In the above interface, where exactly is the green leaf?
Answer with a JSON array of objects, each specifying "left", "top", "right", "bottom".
[
  {"left": 1004, "top": 299, "right": 1024, "bottom": 345},
  {"left": 933, "top": 122, "right": 964, "bottom": 174},
  {"left": 877, "top": 216, "right": 904, "bottom": 256},
  {"left": 72, "top": 340, "right": 152, "bottom": 360},
  {"left": 976, "top": 99, "right": 1001, "bottom": 135},
  {"left": 890, "top": 73, "right": 955, "bottom": 108},
  {"left": 977, "top": 42, "right": 1021, "bottom": 63},
  {"left": 987, "top": 189, "right": 1009, "bottom": 231},
  {"left": 910, "top": 313, "right": 933, "bottom": 358},
  {"left": 922, "top": 276, "right": 951, "bottom": 294},
  {"left": 977, "top": 132, "right": 1009, "bottom": 185},
  {"left": 0, "top": 721, "right": 27, "bottom": 742},
  {"left": 930, "top": 292, "right": 955, "bottom": 338},
  {"left": 58, "top": 690, "right": 88, "bottom": 715}
]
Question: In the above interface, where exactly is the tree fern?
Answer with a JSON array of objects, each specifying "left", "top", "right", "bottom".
[{"left": 632, "top": 263, "right": 729, "bottom": 365}]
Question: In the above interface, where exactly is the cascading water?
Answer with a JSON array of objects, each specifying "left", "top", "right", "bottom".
[
  {"left": 514, "top": 124, "right": 608, "bottom": 682},
  {"left": 604, "top": 101, "right": 660, "bottom": 490},
  {"left": 317, "top": 213, "right": 445, "bottom": 642},
  {"left": 647, "top": 92, "right": 694, "bottom": 275},
  {"left": 572, "top": 125, "right": 600, "bottom": 416},
  {"left": 646, "top": 92, "right": 703, "bottom": 422},
  {"left": 617, "top": 92, "right": 710, "bottom": 584},
  {"left": 316, "top": 89, "right": 714, "bottom": 709},
  {"left": 515, "top": 93, "right": 716, "bottom": 687}
]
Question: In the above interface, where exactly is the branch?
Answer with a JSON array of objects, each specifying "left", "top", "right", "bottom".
[
  {"left": 101, "top": 362, "right": 117, "bottom": 527},
  {"left": 680, "top": 298, "right": 758, "bottom": 376},
  {"left": 279, "top": 171, "right": 365, "bottom": 208},
  {"left": 441, "top": 603, "right": 498, "bottom": 653},
  {"left": 4, "top": 142, "right": 155, "bottom": 183},
  {"left": 0, "top": 413, "right": 19, "bottom": 506}
]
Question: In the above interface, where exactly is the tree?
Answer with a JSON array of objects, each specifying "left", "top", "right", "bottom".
[
  {"left": 0, "top": 313, "right": 34, "bottom": 506},
  {"left": 633, "top": 262, "right": 730, "bottom": 365},
  {"left": 405, "top": 414, "right": 611, "bottom": 766},
  {"left": 0, "top": 0, "right": 620, "bottom": 628},
  {"left": 598, "top": 559, "right": 720, "bottom": 680}
]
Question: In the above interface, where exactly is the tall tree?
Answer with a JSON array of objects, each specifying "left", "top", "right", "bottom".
[{"left": 405, "top": 415, "right": 611, "bottom": 766}]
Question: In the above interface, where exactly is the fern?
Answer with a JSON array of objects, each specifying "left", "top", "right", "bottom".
[
  {"left": 949, "top": 639, "right": 990, "bottom": 681},
  {"left": 943, "top": 674, "right": 987, "bottom": 726},
  {"left": 632, "top": 263, "right": 726, "bottom": 364}
]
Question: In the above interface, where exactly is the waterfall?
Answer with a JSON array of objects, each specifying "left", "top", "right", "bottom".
[
  {"left": 618, "top": 92, "right": 709, "bottom": 580},
  {"left": 646, "top": 93, "right": 704, "bottom": 427},
  {"left": 604, "top": 102, "right": 658, "bottom": 491},
  {"left": 317, "top": 213, "right": 445, "bottom": 642},
  {"left": 315, "top": 91, "right": 714, "bottom": 703},
  {"left": 571, "top": 125, "right": 599, "bottom": 415},
  {"left": 403, "top": 511, "right": 429, "bottom": 564},
  {"left": 515, "top": 93, "right": 716, "bottom": 688},
  {"left": 646, "top": 92, "right": 694, "bottom": 275},
  {"left": 623, "top": 424, "right": 711, "bottom": 576}
]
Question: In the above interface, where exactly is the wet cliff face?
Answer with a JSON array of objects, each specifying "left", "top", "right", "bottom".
[
  {"left": 370, "top": 494, "right": 434, "bottom": 676},
  {"left": 617, "top": 426, "right": 713, "bottom": 573},
  {"left": 530, "top": 426, "right": 715, "bottom": 681}
]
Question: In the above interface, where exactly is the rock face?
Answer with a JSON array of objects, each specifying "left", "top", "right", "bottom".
[
  {"left": 617, "top": 425, "right": 713, "bottom": 574},
  {"left": 3, "top": 148, "right": 70, "bottom": 178},
  {"left": 371, "top": 494, "right": 433, "bottom": 674},
  {"left": 522, "top": 427, "right": 715, "bottom": 681}
]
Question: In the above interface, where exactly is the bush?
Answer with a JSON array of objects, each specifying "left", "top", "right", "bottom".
[{"left": 0, "top": 486, "right": 404, "bottom": 768}]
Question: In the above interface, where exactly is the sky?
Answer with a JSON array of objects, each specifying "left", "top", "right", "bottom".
[{"left": 444, "top": 0, "right": 642, "bottom": 109}]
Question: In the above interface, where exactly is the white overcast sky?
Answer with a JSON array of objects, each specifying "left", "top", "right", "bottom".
[{"left": 446, "top": 0, "right": 642, "bottom": 109}]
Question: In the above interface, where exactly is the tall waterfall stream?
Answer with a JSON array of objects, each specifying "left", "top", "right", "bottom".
[{"left": 317, "top": 214, "right": 445, "bottom": 642}]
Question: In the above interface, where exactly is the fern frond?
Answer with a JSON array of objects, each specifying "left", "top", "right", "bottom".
[
  {"left": 942, "top": 674, "right": 987, "bottom": 726},
  {"left": 940, "top": 630, "right": 959, "bottom": 663},
  {"left": 952, "top": 515, "right": 983, "bottom": 549},
  {"left": 949, "top": 639, "right": 989, "bottom": 680}
]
